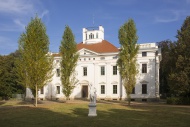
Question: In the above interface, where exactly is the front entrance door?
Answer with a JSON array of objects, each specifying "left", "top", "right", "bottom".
[{"left": 82, "top": 85, "right": 88, "bottom": 98}]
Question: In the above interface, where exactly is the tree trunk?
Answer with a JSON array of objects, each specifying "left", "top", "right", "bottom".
[
  {"left": 35, "top": 85, "right": 37, "bottom": 107},
  {"left": 127, "top": 94, "right": 131, "bottom": 105}
]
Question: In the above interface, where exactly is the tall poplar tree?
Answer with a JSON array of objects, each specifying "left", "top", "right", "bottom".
[
  {"left": 60, "top": 25, "right": 79, "bottom": 100},
  {"left": 117, "top": 19, "right": 139, "bottom": 105},
  {"left": 16, "top": 16, "right": 53, "bottom": 107}
]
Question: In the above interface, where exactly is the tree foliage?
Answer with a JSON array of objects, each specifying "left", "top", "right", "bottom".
[
  {"left": 59, "top": 25, "right": 79, "bottom": 100},
  {"left": 0, "top": 51, "right": 24, "bottom": 99},
  {"left": 157, "top": 40, "right": 176, "bottom": 97},
  {"left": 15, "top": 16, "right": 53, "bottom": 106},
  {"left": 117, "top": 19, "right": 139, "bottom": 105},
  {"left": 168, "top": 16, "right": 190, "bottom": 98}
]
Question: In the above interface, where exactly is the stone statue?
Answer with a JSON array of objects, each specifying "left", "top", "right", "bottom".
[
  {"left": 88, "top": 84, "right": 97, "bottom": 116},
  {"left": 89, "top": 84, "right": 96, "bottom": 103}
]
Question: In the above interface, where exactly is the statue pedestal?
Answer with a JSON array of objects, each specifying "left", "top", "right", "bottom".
[{"left": 88, "top": 103, "right": 97, "bottom": 117}]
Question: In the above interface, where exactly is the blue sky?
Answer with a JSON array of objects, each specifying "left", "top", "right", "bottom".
[{"left": 0, "top": 0, "right": 190, "bottom": 55}]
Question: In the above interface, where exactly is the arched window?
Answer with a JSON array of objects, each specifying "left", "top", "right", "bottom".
[
  {"left": 89, "top": 33, "right": 93, "bottom": 39},
  {"left": 96, "top": 33, "right": 98, "bottom": 38}
]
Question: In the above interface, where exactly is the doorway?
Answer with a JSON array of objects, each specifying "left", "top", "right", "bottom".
[{"left": 82, "top": 85, "right": 88, "bottom": 98}]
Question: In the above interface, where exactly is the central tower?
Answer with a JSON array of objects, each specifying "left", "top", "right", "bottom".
[{"left": 82, "top": 26, "right": 104, "bottom": 44}]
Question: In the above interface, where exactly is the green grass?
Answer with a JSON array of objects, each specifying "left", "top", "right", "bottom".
[{"left": 0, "top": 100, "right": 190, "bottom": 127}]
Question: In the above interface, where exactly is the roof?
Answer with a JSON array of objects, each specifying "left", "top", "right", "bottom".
[
  {"left": 52, "top": 53, "right": 60, "bottom": 57},
  {"left": 77, "top": 40, "right": 119, "bottom": 53}
]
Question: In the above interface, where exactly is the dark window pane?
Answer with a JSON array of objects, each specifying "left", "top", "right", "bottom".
[
  {"left": 142, "top": 64, "right": 147, "bottom": 73},
  {"left": 113, "top": 66, "right": 117, "bottom": 75},
  {"left": 56, "top": 86, "right": 60, "bottom": 94},
  {"left": 101, "top": 85, "right": 105, "bottom": 94},
  {"left": 142, "top": 52, "right": 147, "bottom": 57},
  {"left": 101, "top": 66, "right": 105, "bottom": 75},
  {"left": 132, "top": 87, "right": 135, "bottom": 94},
  {"left": 113, "top": 85, "right": 117, "bottom": 94},
  {"left": 142, "top": 84, "right": 147, "bottom": 94},
  {"left": 56, "top": 69, "right": 60, "bottom": 77},
  {"left": 83, "top": 67, "right": 87, "bottom": 76}
]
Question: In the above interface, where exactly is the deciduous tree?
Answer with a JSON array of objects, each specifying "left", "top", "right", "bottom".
[
  {"left": 117, "top": 19, "right": 139, "bottom": 105},
  {"left": 157, "top": 40, "right": 175, "bottom": 98},
  {"left": 169, "top": 16, "right": 190, "bottom": 98},
  {"left": 0, "top": 51, "right": 24, "bottom": 100},
  {"left": 15, "top": 16, "right": 53, "bottom": 107},
  {"left": 59, "top": 26, "right": 79, "bottom": 100}
]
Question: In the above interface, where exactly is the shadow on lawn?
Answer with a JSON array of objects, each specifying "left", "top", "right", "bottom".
[
  {"left": 0, "top": 101, "right": 6, "bottom": 106},
  {"left": 0, "top": 102, "right": 190, "bottom": 127}
]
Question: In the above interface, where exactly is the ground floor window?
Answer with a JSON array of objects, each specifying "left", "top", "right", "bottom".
[
  {"left": 142, "top": 84, "right": 147, "bottom": 94},
  {"left": 56, "top": 86, "right": 60, "bottom": 94},
  {"left": 101, "top": 85, "right": 105, "bottom": 94},
  {"left": 132, "top": 87, "right": 135, "bottom": 94},
  {"left": 113, "top": 85, "right": 117, "bottom": 94}
]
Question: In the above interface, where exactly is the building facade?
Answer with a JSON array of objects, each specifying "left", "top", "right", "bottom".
[{"left": 26, "top": 26, "right": 161, "bottom": 101}]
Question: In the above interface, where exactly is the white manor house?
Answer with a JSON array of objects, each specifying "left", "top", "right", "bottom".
[{"left": 26, "top": 26, "right": 161, "bottom": 101}]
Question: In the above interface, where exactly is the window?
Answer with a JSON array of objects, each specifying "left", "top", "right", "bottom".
[
  {"left": 40, "top": 87, "right": 44, "bottom": 94},
  {"left": 56, "top": 60, "right": 59, "bottom": 63},
  {"left": 56, "top": 69, "right": 60, "bottom": 77},
  {"left": 100, "top": 57, "right": 105, "bottom": 60},
  {"left": 83, "top": 67, "right": 87, "bottom": 76},
  {"left": 132, "top": 87, "right": 135, "bottom": 94},
  {"left": 113, "top": 66, "right": 117, "bottom": 75},
  {"left": 93, "top": 58, "right": 95, "bottom": 60},
  {"left": 56, "top": 86, "right": 60, "bottom": 94},
  {"left": 96, "top": 33, "right": 98, "bottom": 38},
  {"left": 113, "top": 85, "right": 117, "bottom": 94},
  {"left": 142, "top": 84, "right": 147, "bottom": 94},
  {"left": 101, "top": 66, "right": 105, "bottom": 75},
  {"left": 89, "top": 33, "right": 94, "bottom": 39},
  {"left": 101, "top": 85, "right": 105, "bottom": 94},
  {"left": 142, "top": 64, "right": 147, "bottom": 73},
  {"left": 113, "top": 56, "right": 118, "bottom": 59},
  {"left": 142, "top": 52, "right": 147, "bottom": 57},
  {"left": 86, "top": 34, "right": 87, "bottom": 40}
]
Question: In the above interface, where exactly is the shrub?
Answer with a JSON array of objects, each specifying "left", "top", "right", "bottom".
[{"left": 167, "top": 97, "right": 190, "bottom": 105}]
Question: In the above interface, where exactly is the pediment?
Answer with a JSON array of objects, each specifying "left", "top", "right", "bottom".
[
  {"left": 55, "top": 83, "right": 61, "bottom": 86},
  {"left": 78, "top": 48, "right": 98, "bottom": 56},
  {"left": 99, "top": 82, "right": 106, "bottom": 84},
  {"left": 80, "top": 80, "right": 89, "bottom": 84},
  {"left": 111, "top": 81, "right": 118, "bottom": 84},
  {"left": 140, "top": 80, "right": 149, "bottom": 84}
]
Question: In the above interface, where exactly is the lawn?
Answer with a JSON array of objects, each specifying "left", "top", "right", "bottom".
[{"left": 0, "top": 100, "right": 190, "bottom": 127}]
